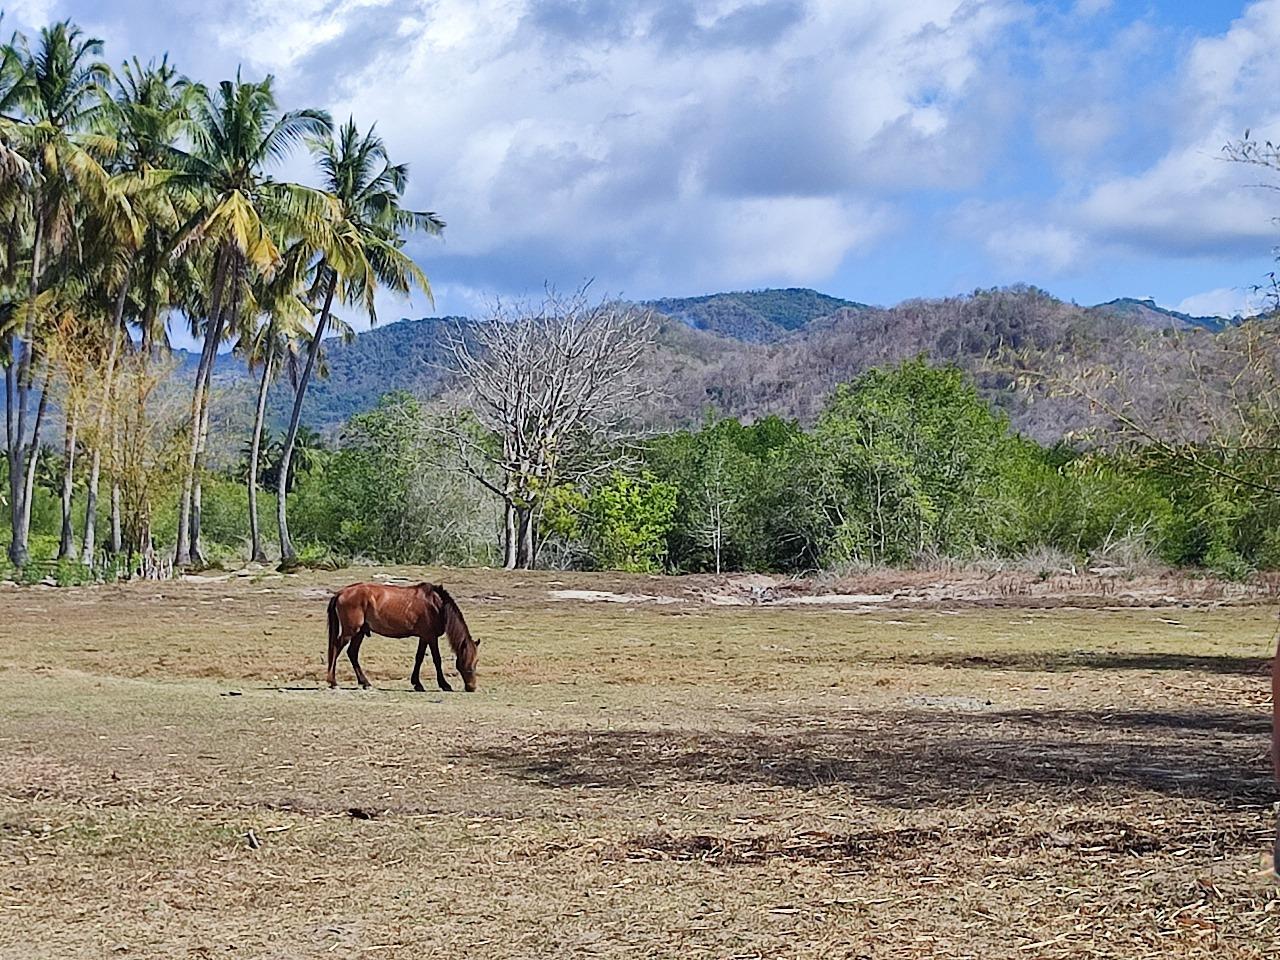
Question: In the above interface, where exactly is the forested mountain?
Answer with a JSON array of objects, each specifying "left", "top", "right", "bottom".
[
  {"left": 178, "top": 285, "right": 1247, "bottom": 446},
  {"left": 1091, "top": 297, "right": 1238, "bottom": 331},
  {"left": 645, "top": 288, "right": 869, "bottom": 342}
]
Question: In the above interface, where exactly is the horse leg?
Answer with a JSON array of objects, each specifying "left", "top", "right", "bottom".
[
  {"left": 327, "top": 632, "right": 351, "bottom": 688},
  {"left": 428, "top": 634, "right": 453, "bottom": 692},
  {"left": 348, "top": 628, "right": 372, "bottom": 689},
  {"left": 411, "top": 636, "right": 429, "bottom": 692}
]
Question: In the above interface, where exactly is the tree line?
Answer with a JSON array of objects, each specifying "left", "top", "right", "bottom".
[
  {"left": 0, "top": 19, "right": 440, "bottom": 573},
  {"left": 6, "top": 340, "right": 1277, "bottom": 580},
  {"left": 302, "top": 357, "right": 1271, "bottom": 578}
]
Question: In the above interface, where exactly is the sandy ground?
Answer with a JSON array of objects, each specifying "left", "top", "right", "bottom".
[{"left": 0, "top": 566, "right": 1277, "bottom": 959}]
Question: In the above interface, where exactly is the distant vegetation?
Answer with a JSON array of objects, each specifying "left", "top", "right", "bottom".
[
  {"left": 646, "top": 287, "right": 869, "bottom": 342},
  {"left": 169, "top": 285, "right": 1247, "bottom": 438},
  {"left": 8, "top": 276, "right": 1276, "bottom": 580}
]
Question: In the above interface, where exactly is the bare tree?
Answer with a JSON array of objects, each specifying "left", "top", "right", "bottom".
[
  {"left": 440, "top": 286, "right": 654, "bottom": 569},
  {"left": 1006, "top": 318, "right": 1280, "bottom": 496},
  {"left": 695, "top": 445, "right": 734, "bottom": 574}
]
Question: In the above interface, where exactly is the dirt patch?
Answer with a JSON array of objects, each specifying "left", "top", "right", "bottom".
[
  {"left": 548, "top": 589, "right": 685, "bottom": 604},
  {"left": 547, "top": 568, "right": 1280, "bottom": 610}
]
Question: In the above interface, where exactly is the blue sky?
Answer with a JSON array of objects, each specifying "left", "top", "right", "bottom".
[{"left": 6, "top": 0, "right": 1280, "bottom": 324}]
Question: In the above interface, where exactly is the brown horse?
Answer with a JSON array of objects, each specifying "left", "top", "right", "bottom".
[{"left": 326, "top": 582, "right": 479, "bottom": 692}]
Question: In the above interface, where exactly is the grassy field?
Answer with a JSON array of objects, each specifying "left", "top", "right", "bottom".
[{"left": 0, "top": 567, "right": 1277, "bottom": 959}]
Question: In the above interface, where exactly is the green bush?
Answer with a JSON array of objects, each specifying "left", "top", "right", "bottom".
[
  {"left": 586, "top": 471, "right": 678, "bottom": 572},
  {"left": 802, "top": 358, "right": 1011, "bottom": 565}
]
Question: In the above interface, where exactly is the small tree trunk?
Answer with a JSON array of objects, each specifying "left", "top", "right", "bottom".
[
  {"left": 82, "top": 270, "right": 132, "bottom": 564},
  {"left": 277, "top": 269, "right": 336, "bottom": 566},
  {"left": 4, "top": 353, "right": 19, "bottom": 565},
  {"left": 189, "top": 375, "right": 214, "bottom": 566},
  {"left": 140, "top": 508, "right": 154, "bottom": 567},
  {"left": 108, "top": 404, "right": 123, "bottom": 559},
  {"left": 518, "top": 505, "right": 535, "bottom": 570},
  {"left": 176, "top": 247, "right": 230, "bottom": 567},
  {"left": 57, "top": 408, "right": 78, "bottom": 560},
  {"left": 7, "top": 210, "right": 44, "bottom": 567},
  {"left": 527, "top": 510, "right": 537, "bottom": 569},
  {"left": 247, "top": 334, "right": 276, "bottom": 564},
  {"left": 109, "top": 474, "right": 122, "bottom": 557},
  {"left": 503, "top": 499, "right": 518, "bottom": 569},
  {"left": 18, "top": 368, "right": 52, "bottom": 557}
]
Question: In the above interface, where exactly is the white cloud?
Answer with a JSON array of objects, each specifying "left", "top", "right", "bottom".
[
  {"left": 1175, "top": 285, "right": 1267, "bottom": 318},
  {"left": 302, "top": 0, "right": 1022, "bottom": 300},
  {"left": 1076, "top": 133, "right": 1279, "bottom": 256},
  {"left": 1072, "top": 0, "right": 1113, "bottom": 16},
  {"left": 985, "top": 223, "right": 1085, "bottom": 275},
  {"left": 953, "top": 201, "right": 1087, "bottom": 276},
  {"left": 1, "top": 0, "right": 54, "bottom": 27},
  {"left": 1073, "top": 1, "right": 1280, "bottom": 257}
]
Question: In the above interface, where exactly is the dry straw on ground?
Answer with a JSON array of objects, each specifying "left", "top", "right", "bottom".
[{"left": 0, "top": 566, "right": 1277, "bottom": 958}]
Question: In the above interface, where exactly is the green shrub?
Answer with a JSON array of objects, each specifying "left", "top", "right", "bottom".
[{"left": 586, "top": 471, "right": 678, "bottom": 572}]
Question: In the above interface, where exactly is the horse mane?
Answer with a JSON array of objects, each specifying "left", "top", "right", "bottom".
[{"left": 430, "top": 584, "right": 474, "bottom": 655}]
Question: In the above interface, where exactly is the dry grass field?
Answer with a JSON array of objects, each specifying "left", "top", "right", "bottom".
[{"left": 1, "top": 567, "right": 1278, "bottom": 959}]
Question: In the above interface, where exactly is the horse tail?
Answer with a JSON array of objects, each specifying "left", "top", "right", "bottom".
[{"left": 326, "top": 593, "right": 339, "bottom": 661}]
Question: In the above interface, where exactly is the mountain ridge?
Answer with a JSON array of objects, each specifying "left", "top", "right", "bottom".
[{"left": 162, "top": 285, "right": 1254, "bottom": 442}]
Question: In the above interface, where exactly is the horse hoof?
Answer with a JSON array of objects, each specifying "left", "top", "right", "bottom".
[
  {"left": 438, "top": 683, "right": 453, "bottom": 693},
  {"left": 412, "top": 684, "right": 426, "bottom": 693}
]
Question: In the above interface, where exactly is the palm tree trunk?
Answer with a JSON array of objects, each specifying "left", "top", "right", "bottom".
[
  {"left": 18, "top": 366, "right": 52, "bottom": 558},
  {"left": 247, "top": 334, "right": 277, "bottom": 564},
  {"left": 57, "top": 406, "right": 78, "bottom": 560},
  {"left": 139, "top": 250, "right": 160, "bottom": 356},
  {"left": 109, "top": 384, "right": 123, "bottom": 559},
  {"left": 5, "top": 345, "right": 23, "bottom": 566},
  {"left": 176, "top": 247, "right": 230, "bottom": 567},
  {"left": 189, "top": 376, "right": 214, "bottom": 566},
  {"left": 82, "top": 272, "right": 131, "bottom": 565},
  {"left": 277, "top": 268, "right": 336, "bottom": 566},
  {"left": 191, "top": 258, "right": 242, "bottom": 566},
  {"left": 8, "top": 207, "right": 44, "bottom": 566}
]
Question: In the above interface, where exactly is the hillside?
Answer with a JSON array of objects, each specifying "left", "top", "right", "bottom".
[
  {"left": 645, "top": 288, "right": 870, "bottom": 342},
  {"left": 175, "top": 285, "right": 1247, "bottom": 449},
  {"left": 1090, "top": 297, "right": 1237, "bottom": 331},
  {"left": 266, "top": 316, "right": 464, "bottom": 428}
]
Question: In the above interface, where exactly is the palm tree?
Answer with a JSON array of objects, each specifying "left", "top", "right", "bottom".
[
  {"left": 238, "top": 242, "right": 312, "bottom": 563},
  {"left": 0, "top": 23, "right": 31, "bottom": 188},
  {"left": 0, "top": 20, "right": 114, "bottom": 566},
  {"left": 79, "top": 55, "right": 197, "bottom": 564},
  {"left": 168, "top": 74, "right": 331, "bottom": 567},
  {"left": 276, "top": 118, "right": 442, "bottom": 566}
]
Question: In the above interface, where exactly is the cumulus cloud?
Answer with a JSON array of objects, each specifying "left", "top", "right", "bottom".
[
  {"left": 1073, "top": 1, "right": 1280, "bottom": 258},
  {"left": 952, "top": 201, "right": 1087, "bottom": 277},
  {"left": 1176, "top": 285, "right": 1268, "bottom": 318},
  {"left": 302, "top": 0, "right": 1022, "bottom": 309}
]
